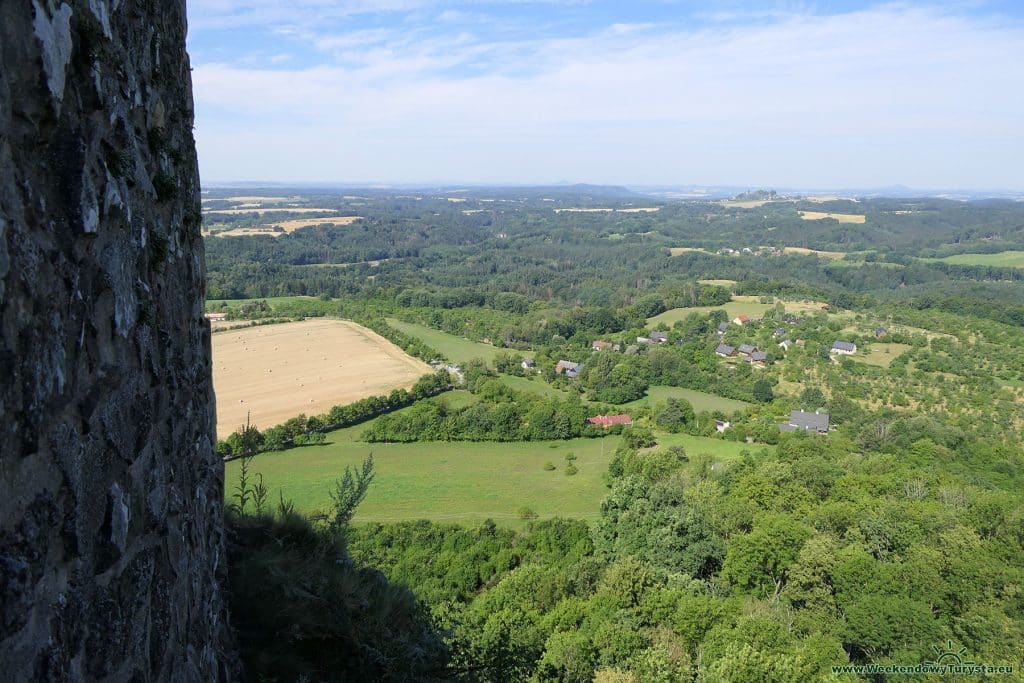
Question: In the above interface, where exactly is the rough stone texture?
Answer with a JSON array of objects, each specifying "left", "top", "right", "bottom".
[{"left": 0, "top": 2, "right": 236, "bottom": 680}]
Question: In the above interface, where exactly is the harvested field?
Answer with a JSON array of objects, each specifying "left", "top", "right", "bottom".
[
  {"left": 783, "top": 246, "right": 846, "bottom": 259},
  {"left": 698, "top": 279, "right": 738, "bottom": 287},
  {"left": 202, "top": 207, "right": 340, "bottom": 215},
  {"left": 208, "top": 227, "right": 286, "bottom": 238},
  {"left": 224, "top": 196, "right": 297, "bottom": 203},
  {"left": 799, "top": 211, "right": 866, "bottom": 224},
  {"left": 261, "top": 216, "right": 361, "bottom": 233},
  {"left": 555, "top": 207, "right": 659, "bottom": 213},
  {"left": 669, "top": 246, "right": 712, "bottom": 256},
  {"left": 213, "top": 319, "right": 432, "bottom": 438},
  {"left": 206, "top": 216, "right": 362, "bottom": 238}
]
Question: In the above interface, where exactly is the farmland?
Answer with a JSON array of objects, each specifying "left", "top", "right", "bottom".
[
  {"left": 213, "top": 319, "right": 431, "bottom": 437},
  {"left": 798, "top": 210, "right": 866, "bottom": 224}
]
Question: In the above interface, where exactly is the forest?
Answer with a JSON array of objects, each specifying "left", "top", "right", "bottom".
[{"left": 211, "top": 188, "right": 1024, "bottom": 681}]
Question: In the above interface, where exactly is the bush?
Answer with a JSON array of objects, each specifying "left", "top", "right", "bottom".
[
  {"left": 543, "top": 462, "right": 557, "bottom": 471},
  {"left": 519, "top": 507, "right": 539, "bottom": 520},
  {"left": 565, "top": 463, "right": 579, "bottom": 476}
]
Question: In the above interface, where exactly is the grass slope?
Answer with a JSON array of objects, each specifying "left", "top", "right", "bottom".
[{"left": 386, "top": 318, "right": 533, "bottom": 365}]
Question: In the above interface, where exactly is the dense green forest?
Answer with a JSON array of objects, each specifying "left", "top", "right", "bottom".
[{"left": 212, "top": 189, "right": 1023, "bottom": 681}]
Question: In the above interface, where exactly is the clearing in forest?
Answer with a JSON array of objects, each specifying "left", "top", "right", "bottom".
[
  {"left": 213, "top": 319, "right": 432, "bottom": 438},
  {"left": 798, "top": 211, "right": 866, "bottom": 224}
]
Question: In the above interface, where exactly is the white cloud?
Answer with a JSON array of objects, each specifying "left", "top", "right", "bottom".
[{"left": 192, "top": 4, "right": 1024, "bottom": 187}]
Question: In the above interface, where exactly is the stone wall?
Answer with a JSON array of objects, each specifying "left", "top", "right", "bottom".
[{"left": 0, "top": 1, "right": 235, "bottom": 679}]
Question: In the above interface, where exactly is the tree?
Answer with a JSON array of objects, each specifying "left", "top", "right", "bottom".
[
  {"left": 753, "top": 379, "right": 775, "bottom": 403},
  {"left": 330, "top": 455, "right": 375, "bottom": 530},
  {"left": 654, "top": 398, "right": 695, "bottom": 432}
]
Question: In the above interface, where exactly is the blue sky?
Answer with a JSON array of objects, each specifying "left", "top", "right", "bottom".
[{"left": 186, "top": 1, "right": 1024, "bottom": 189}]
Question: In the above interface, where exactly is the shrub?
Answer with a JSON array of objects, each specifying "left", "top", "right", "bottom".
[{"left": 543, "top": 462, "right": 557, "bottom": 471}]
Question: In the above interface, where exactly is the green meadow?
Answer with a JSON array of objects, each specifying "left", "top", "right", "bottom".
[
  {"left": 927, "top": 251, "right": 1024, "bottom": 268},
  {"left": 621, "top": 386, "right": 751, "bottom": 414}
]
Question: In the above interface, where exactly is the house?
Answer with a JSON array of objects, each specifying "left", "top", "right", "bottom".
[
  {"left": 780, "top": 409, "right": 829, "bottom": 433},
  {"left": 204, "top": 312, "right": 227, "bottom": 321},
  {"left": 636, "top": 336, "right": 650, "bottom": 344},
  {"left": 715, "top": 420, "right": 731, "bottom": 433},
  {"left": 717, "top": 321, "right": 730, "bottom": 335},
  {"left": 612, "top": 343, "right": 622, "bottom": 352},
  {"left": 771, "top": 328, "right": 787, "bottom": 339},
  {"left": 566, "top": 363, "right": 583, "bottom": 379},
  {"left": 747, "top": 351, "right": 768, "bottom": 366},
  {"left": 737, "top": 343, "right": 756, "bottom": 357},
  {"left": 831, "top": 341, "right": 857, "bottom": 355},
  {"left": 732, "top": 314, "right": 750, "bottom": 326},
  {"left": 649, "top": 330, "right": 668, "bottom": 344},
  {"left": 778, "top": 339, "right": 793, "bottom": 351},
  {"left": 555, "top": 360, "right": 579, "bottom": 375},
  {"left": 587, "top": 414, "right": 634, "bottom": 429},
  {"left": 715, "top": 344, "right": 736, "bottom": 357},
  {"left": 521, "top": 358, "right": 536, "bottom": 370},
  {"left": 874, "top": 327, "right": 888, "bottom": 338},
  {"left": 591, "top": 340, "right": 613, "bottom": 351}
]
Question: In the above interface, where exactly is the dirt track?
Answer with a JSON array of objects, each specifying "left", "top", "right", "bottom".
[{"left": 213, "top": 319, "right": 432, "bottom": 437}]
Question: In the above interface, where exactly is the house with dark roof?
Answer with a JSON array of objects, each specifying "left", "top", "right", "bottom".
[
  {"left": 715, "top": 343, "right": 736, "bottom": 357},
  {"left": 555, "top": 360, "right": 579, "bottom": 375},
  {"left": 772, "top": 327, "right": 787, "bottom": 338},
  {"left": 831, "top": 341, "right": 857, "bottom": 355},
  {"left": 780, "top": 409, "right": 829, "bottom": 433},
  {"left": 649, "top": 330, "right": 668, "bottom": 344},
  {"left": 737, "top": 343, "right": 756, "bottom": 357},
  {"left": 521, "top": 357, "right": 536, "bottom": 370},
  {"left": 566, "top": 363, "right": 583, "bottom": 378},
  {"left": 717, "top": 321, "right": 730, "bottom": 335},
  {"left": 874, "top": 327, "right": 888, "bottom": 338},
  {"left": 778, "top": 339, "right": 793, "bottom": 351},
  {"left": 587, "top": 414, "right": 633, "bottom": 428},
  {"left": 747, "top": 351, "right": 768, "bottom": 366}
]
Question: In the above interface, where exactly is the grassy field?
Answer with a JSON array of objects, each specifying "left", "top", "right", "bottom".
[
  {"left": 856, "top": 343, "right": 913, "bottom": 368},
  {"left": 697, "top": 279, "right": 738, "bottom": 288},
  {"left": 648, "top": 302, "right": 773, "bottom": 326},
  {"left": 496, "top": 374, "right": 575, "bottom": 399},
  {"left": 648, "top": 297, "right": 827, "bottom": 327},
  {"left": 225, "top": 416, "right": 765, "bottom": 528},
  {"left": 928, "top": 251, "right": 1024, "bottom": 268},
  {"left": 386, "top": 319, "right": 533, "bottom": 365},
  {"left": 226, "top": 430, "right": 616, "bottom": 528},
  {"left": 621, "top": 386, "right": 750, "bottom": 414}
]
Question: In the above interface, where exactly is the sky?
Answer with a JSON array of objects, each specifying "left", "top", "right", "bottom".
[{"left": 186, "top": 1, "right": 1024, "bottom": 190}]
